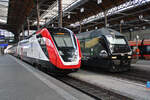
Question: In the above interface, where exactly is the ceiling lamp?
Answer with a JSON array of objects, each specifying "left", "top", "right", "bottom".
[
  {"left": 80, "top": 8, "right": 84, "bottom": 13},
  {"left": 97, "top": 0, "right": 102, "bottom": 4},
  {"left": 68, "top": 15, "right": 71, "bottom": 19},
  {"left": 120, "top": 19, "right": 124, "bottom": 24}
]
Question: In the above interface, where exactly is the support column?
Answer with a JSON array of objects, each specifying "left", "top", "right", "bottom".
[
  {"left": 129, "top": 31, "right": 132, "bottom": 40},
  {"left": 58, "top": 0, "right": 62, "bottom": 27},
  {"left": 120, "top": 24, "right": 122, "bottom": 33},
  {"left": 27, "top": 18, "right": 30, "bottom": 36},
  {"left": 104, "top": 10, "right": 108, "bottom": 27},
  {"left": 79, "top": 22, "right": 82, "bottom": 33},
  {"left": 37, "top": 0, "right": 40, "bottom": 30},
  {"left": 22, "top": 25, "right": 25, "bottom": 40}
]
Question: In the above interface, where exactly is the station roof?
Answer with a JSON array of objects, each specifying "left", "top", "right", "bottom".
[
  {"left": 7, "top": 0, "right": 56, "bottom": 36},
  {"left": 71, "top": 0, "right": 150, "bottom": 33},
  {"left": 46, "top": 0, "right": 129, "bottom": 27},
  {"left": 0, "top": 0, "right": 150, "bottom": 40}
]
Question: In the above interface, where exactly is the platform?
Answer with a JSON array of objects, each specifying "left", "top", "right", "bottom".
[
  {"left": 0, "top": 55, "right": 94, "bottom": 100},
  {"left": 70, "top": 70, "right": 150, "bottom": 100},
  {"left": 132, "top": 60, "right": 150, "bottom": 71}
]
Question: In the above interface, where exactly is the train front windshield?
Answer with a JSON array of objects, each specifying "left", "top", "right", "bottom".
[
  {"left": 50, "top": 29, "right": 78, "bottom": 62},
  {"left": 106, "top": 35, "right": 130, "bottom": 53},
  {"left": 53, "top": 33, "right": 74, "bottom": 48},
  {"left": 106, "top": 35, "right": 126, "bottom": 45}
]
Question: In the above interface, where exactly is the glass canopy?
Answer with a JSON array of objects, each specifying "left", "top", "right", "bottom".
[
  {"left": 33, "top": 0, "right": 82, "bottom": 25},
  {"left": 0, "top": 0, "right": 9, "bottom": 24}
]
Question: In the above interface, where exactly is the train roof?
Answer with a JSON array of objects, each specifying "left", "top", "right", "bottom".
[{"left": 77, "top": 28, "right": 123, "bottom": 39}]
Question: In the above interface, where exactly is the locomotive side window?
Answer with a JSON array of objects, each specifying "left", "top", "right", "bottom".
[
  {"left": 83, "top": 37, "right": 107, "bottom": 56},
  {"left": 83, "top": 38, "right": 91, "bottom": 56},
  {"left": 36, "top": 34, "right": 48, "bottom": 58}
]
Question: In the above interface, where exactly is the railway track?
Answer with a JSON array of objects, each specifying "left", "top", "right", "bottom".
[
  {"left": 50, "top": 74, "right": 132, "bottom": 100},
  {"left": 15, "top": 56, "right": 142, "bottom": 100},
  {"left": 82, "top": 66, "right": 150, "bottom": 84},
  {"left": 36, "top": 64, "right": 148, "bottom": 100},
  {"left": 116, "top": 68, "right": 150, "bottom": 84}
]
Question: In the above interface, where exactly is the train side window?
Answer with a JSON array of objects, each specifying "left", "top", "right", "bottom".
[
  {"left": 40, "top": 38, "right": 46, "bottom": 45},
  {"left": 36, "top": 34, "right": 48, "bottom": 57},
  {"left": 147, "top": 46, "right": 150, "bottom": 53},
  {"left": 94, "top": 37, "right": 107, "bottom": 56},
  {"left": 99, "top": 37, "right": 107, "bottom": 50},
  {"left": 144, "top": 45, "right": 150, "bottom": 54},
  {"left": 36, "top": 34, "right": 46, "bottom": 45}
]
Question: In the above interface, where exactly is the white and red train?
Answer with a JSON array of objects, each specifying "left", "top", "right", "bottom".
[{"left": 9, "top": 27, "right": 81, "bottom": 74}]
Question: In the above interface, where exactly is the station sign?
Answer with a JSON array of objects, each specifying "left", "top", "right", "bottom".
[
  {"left": 0, "top": 44, "right": 8, "bottom": 47},
  {"left": 147, "top": 81, "right": 150, "bottom": 88},
  {"left": 0, "top": 35, "right": 5, "bottom": 39}
]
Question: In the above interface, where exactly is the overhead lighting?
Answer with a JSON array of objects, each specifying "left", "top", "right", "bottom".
[
  {"left": 142, "top": 26, "right": 146, "bottom": 30},
  {"left": 139, "top": 15, "right": 143, "bottom": 20},
  {"left": 106, "top": 24, "right": 109, "bottom": 27},
  {"left": 136, "top": 35, "right": 139, "bottom": 39},
  {"left": 80, "top": 8, "right": 84, "bottom": 13},
  {"left": 97, "top": 0, "right": 102, "bottom": 4},
  {"left": 52, "top": 24, "right": 54, "bottom": 27},
  {"left": 129, "top": 28, "right": 133, "bottom": 32},
  {"left": 68, "top": 15, "right": 71, "bottom": 19},
  {"left": 120, "top": 19, "right": 124, "bottom": 24}
]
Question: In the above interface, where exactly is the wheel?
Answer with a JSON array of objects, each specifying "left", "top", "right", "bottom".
[{"left": 109, "top": 65, "right": 118, "bottom": 72}]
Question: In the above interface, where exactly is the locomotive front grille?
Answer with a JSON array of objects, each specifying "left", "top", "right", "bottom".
[{"left": 113, "top": 45, "right": 130, "bottom": 53}]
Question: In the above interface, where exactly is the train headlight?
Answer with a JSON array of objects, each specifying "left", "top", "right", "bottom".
[
  {"left": 128, "top": 56, "right": 132, "bottom": 59},
  {"left": 71, "top": 50, "right": 78, "bottom": 61},
  {"left": 112, "top": 56, "right": 117, "bottom": 59}
]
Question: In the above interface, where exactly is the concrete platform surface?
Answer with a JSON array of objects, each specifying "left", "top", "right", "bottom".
[
  {"left": 131, "top": 60, "right": 150, "bottom": 71},
  {"left": 0, "top": 55, "right": 94, "bottom": 100},
  {"left": 70, "top": 70, "right": 150, "bottom": 100},
  {"left": 136, "top": 60, "right": 150, "bottom": 65}
]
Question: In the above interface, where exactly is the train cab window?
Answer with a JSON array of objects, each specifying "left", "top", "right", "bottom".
[
  {"left": 53, "top": 34, "right": 73, "bottom": 48},
  {"left": 36, "top": 34, "right": 46, "bottom": 45},
  {"left": 83, "top": 37, "right": 107, "bottom": 56}
]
